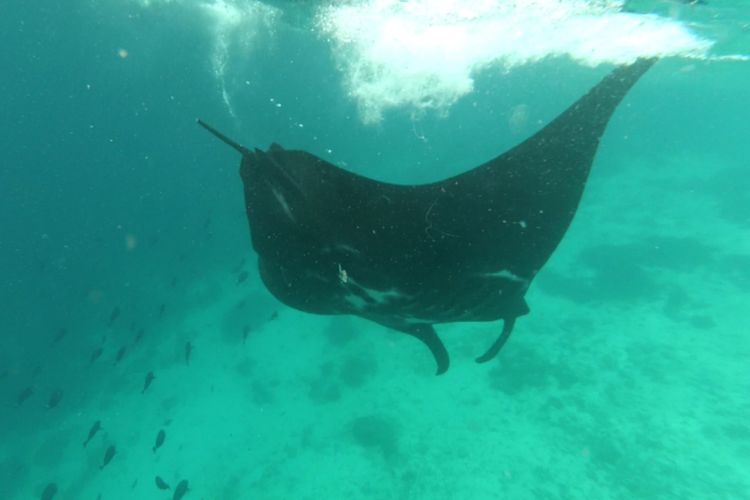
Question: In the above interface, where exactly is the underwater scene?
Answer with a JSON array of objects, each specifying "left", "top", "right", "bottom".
[{"left": 1, "top": 1, "right": 749, "bottom": 499}]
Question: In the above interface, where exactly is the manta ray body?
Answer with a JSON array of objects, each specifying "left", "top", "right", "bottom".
[{"left": 199, "top": 58, "right": 655, "bottom": 374}]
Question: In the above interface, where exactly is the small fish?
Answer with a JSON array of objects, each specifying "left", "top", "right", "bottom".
[
  {"left": 17, "top": 386, "right": 34, "bottom": 405},
  {"left": 185, "top": 341, "right": 192, "bottom": 365},
  {"left": 159, "top": 303, "right": 167, "bottom": 318},
  {"left": 115, "top": 346, "right": 127, "bottom": 364},
  {"left": 142, "top": 371, "right": 155, "bottom": 393},
  {"left": 41, "top": 482, "right": 58, "bottom": 500},
  {"left": 133, "top": 329, "right": 145, "bottom": 345},
  {"left": 153, "top": 429, "right": 166, "bottom": 453},
  {"left": 52, "top": 328, "right": 67, "bottom": 343},
  {"left": 170, "top": 276, "right": 178, "bottom": 288},
  {"left": 173, "top": 479, "right": 189, "bottom": 500},
  {"left": 108, "top": 306, "right": 120, "bottom": 326},
  {"left": 270, "top": 311, "right": 278, "bottom": 320},
  {"left": 83, "top": 420, "right": 101, "bottom": 447},
  {"left": 242, "top": 325, "right": 251, "bottom": 344},
  {"left": 89, "top": 347, "right": 103, "bottom": 365},
  {"left": 236, "top": 271, "right": 249, "bottom": 284},
  {"left": 100, "top": 445, "right": 116, "bottom": 470},
  {"left": 46, "top": 389, "right": 63, "bottom": 409},
  {"left": 155, "top": 476, "right": 171, "bottom": 490}
]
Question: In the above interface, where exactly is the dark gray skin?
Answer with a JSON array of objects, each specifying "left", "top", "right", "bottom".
[
  {"left": 155, "top": 476, "right": 170, "bottom": 490},
  {"left": 153, "top": 429, "right": 165, "bottom": 453},
  {"left": 83, "top": 420, "right": 101, "bottom": 447},
  {"left": 100, "top": 445, "right": 116, "bottom": 470},
  {"left": 199, "top": 58, "right": 655, "bottom": 374},
  {"left": 173, "top": 479, "right": 188, "bottom": 500}
]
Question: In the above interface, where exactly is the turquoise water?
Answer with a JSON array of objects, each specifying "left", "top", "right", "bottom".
[{"left": 1, "top": 1, "right": 749, "bottom": 499}]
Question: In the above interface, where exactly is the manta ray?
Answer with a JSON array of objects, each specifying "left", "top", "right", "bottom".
[{"left": 199, "top": 58, "right": 655, "bottom": 374}]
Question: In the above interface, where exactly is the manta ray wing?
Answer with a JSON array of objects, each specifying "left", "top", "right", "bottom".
[{"left": 198, "top": 58, "right": 655, "bottom": 374}]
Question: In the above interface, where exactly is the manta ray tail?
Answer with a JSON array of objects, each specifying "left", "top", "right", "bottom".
[{"left": 197, "top": 119, "right": 250, "bottom": 155}]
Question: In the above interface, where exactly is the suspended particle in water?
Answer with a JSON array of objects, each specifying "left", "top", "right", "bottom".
[{"left": 125, "top": 234, "right": 138, "bottom": 251}]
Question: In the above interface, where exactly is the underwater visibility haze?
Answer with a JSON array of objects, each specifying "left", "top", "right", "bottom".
[{"left": 1, "top": 1, "right": 749, "bottom": 499}]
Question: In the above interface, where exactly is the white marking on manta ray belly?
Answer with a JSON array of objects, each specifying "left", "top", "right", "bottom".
[
  {"left": 335, "top": 244, "right": 361, "bottom": 255},
  {"left": 362, "top": 286, "right": 405, "bottom": 304},
  {"left": 344, "top": 293, "right": 368, "bottom": 311},
  {"left": 348, "top": 282, "right": 408, "bottom": 306},
  {"left": 270, "top": 186, "right": 295, "bottom": 222},
  {"left": 322, "top": 244, "right": 361, "bottom": 256},
  {"left": 336, "top": 263, "right": 409, "bottom": 309},
  {"left": 337, "top": 263, "right": 349, "bottom": 284},
  {"left": 480, "top": 269, "right": 529, "bottom": 286}
]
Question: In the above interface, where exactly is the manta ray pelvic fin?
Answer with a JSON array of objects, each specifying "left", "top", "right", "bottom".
[
  {"left": 476, "top": 318, "right": 517, "bottom": 364},
  {"left": 394, "top": 324, "right": 449, "bottom": 375}
]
